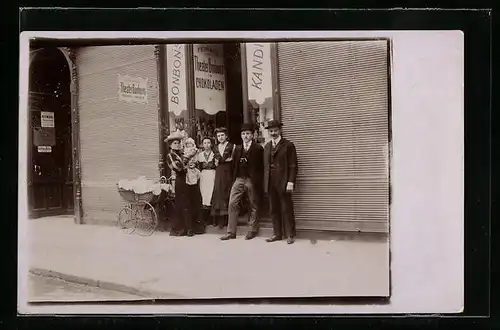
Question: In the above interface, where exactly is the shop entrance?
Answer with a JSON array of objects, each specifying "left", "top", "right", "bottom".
[
  {"left": 190, "top": 43, "right": 244, "bottom": 145},
  {"left": 28, "top": 48, "right": 73, "bottom": 218},
  {"left": 222, "top": 43, "right": 244, "bottom": 144}
]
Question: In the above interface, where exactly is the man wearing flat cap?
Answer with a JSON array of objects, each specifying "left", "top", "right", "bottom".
[
  {"left": 263, "top": 120, "right": 298, "bottom": 244},
  {"left": 220, "top": 123, "right": 264, "bottom": 241}
]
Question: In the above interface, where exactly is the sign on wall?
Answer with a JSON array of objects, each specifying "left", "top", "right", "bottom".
[
  {"left": 37, "top": 146, "right": 52, "bottom": 153},
  {"left": 117, "top": 74, "right": 148, "bottom": 104},
  {"left": 193, "top": 44, "right": 226, "bottom": 115},
  {"left": 166, "top": 44, "right": 188, "bottom": 117},
  {"left": 40, "top": 111, "right": 55, "bottom": 128}
]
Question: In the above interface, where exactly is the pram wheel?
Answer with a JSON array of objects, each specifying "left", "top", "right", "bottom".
[
  {"left": 118, "top": 205, "right": 136, "bottom": 235},
  {"left": 133, "top": 202, "right": 158, "bottom": 237}
]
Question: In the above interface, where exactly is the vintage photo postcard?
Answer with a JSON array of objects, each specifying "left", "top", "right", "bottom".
[{"left": 18, "top": 30, "right": 463, "bottom": 315}]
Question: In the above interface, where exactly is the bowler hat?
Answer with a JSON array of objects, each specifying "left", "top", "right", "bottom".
[
  {"left": 164, "top": 131, "right": 183, "bottom": 143},
  {"left": 240, "top": 123, "right": 256, "bottom": 132},
  {"left": 265, "top": 120, "right": 283, "bottom": 129},
  {"left": 214, "top": 127, "right": 228, "bottom": 134}
]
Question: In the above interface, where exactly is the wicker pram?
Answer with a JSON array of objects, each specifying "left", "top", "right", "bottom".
[{"left": 116, "top": 176, "right": 174, "bottom": 236}]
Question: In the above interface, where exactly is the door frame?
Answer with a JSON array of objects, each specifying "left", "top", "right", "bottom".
[{"left": 28, "top": 47, "right": 83, "bottom": 224}]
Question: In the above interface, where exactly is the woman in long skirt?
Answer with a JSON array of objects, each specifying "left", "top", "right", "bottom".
[
  {"left": 165, "top": 131, "right": 192, "bottom": 236},
  {"left": 211, "top": 127, "right": 235, "bottom": 229},
  {"left": 197, "top": 136, "right": 216, "bottom": 227}
]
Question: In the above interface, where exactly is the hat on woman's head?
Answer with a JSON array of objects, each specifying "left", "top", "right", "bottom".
[
  {"left": 164, "top": 131, "right": 183, "bottom": 143},
  {"left": 214, "top": 127, "right": 228, "bottom": 134}
]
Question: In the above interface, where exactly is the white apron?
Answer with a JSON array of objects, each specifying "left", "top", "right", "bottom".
[{"left": 198, "top": 151, "right": 216, "bottom": 207}]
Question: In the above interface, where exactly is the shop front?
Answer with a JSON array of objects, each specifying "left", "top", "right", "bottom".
[
  {"left": 70, "top": 40, "right": 390, "bottom": 234},
  {"left": 163, "top": 40, "right": 390, "bottom": 234},
  {"left": 164, "top": 43, "right": 244, "bottom": 150}
]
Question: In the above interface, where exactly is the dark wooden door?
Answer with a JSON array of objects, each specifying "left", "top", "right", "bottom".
[
  {"left": 28, "top": 48, "right": 74, "bottom": 218},
  {"left": 29, "top": 104, "right": 73, "bottom": 217}
]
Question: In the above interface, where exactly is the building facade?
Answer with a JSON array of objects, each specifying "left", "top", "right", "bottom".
[{"left": 28, "top": 40, "right": 391, "bottom": 234}]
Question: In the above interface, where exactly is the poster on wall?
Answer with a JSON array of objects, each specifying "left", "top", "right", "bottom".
[
  {"left": 193, "top": 44, "right": 226, "bottom": 115},
  {"left": 40, "top": 111, "right": 55, "bottom": 128},
  {"left": 32, "top": 110, "right": 56, "bottom": 146},
  {"left": 245, "top": 43, "right": 274, "bottom": 143},
  {"left": 117, "top": 74, "right": 148, "bottom": 104}
]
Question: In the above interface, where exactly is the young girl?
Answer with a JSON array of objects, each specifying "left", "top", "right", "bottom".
[
  {"left": 211, "top": 127, "right": 235, "bottom": 229},
  {"left": 197, "top": 136, "right": 216, "bottom": 227}
]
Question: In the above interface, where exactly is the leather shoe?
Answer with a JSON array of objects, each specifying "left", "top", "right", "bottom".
[
  {"left": 287, "top": 236, "right": 295, "bottom": 244},
  {"left": 245, "top": 232, "right": 257, "bottom": 240},
  {"left": 187, "top": 231, "right": 194, "bottom": 237},
  {"left": 266, "top": 235, "right": 282, "bottom": 243},
  {"left": 220, "top": 233, "right": 236, "bottom": 241}
]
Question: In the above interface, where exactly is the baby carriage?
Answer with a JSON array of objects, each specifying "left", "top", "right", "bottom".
[{"left": 116, "top": 176, "right": 174, "bottom": 236}]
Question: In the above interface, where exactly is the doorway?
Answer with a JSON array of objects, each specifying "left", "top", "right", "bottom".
[
  {"left": 28, "top": 48, "right": 73, "bottom": 218},
  {"left": 189, "top": 43, "right": 244, "bottom": 145},
  {"left": 222, "top": 43, "right": 244, "bottom": 144}
]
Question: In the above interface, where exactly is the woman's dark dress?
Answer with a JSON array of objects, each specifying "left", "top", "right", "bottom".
[
  {"left": 166, "top": 149, "right": 192, "bottom": 234},
  {"left": 211, "top": 142, "right": 235, "bottom": 217}
]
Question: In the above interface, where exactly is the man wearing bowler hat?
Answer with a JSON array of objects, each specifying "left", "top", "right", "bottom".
[
  {"left": 264, "top": 120, "right": 298, "bottom": 244},
  {"left": 220, "top": 123, "right": 264, "bottom": 241}
]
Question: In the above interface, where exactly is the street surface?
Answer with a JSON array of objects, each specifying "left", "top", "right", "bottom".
[
  {"left": 27, "top": 216, "right": 390, "bottom": 301},
  {"left": 29, "top": 273, "right": 141, "bottom": 302}
]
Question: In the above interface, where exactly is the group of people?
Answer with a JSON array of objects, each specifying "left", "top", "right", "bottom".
[{"left": 165, "top": 120, "right": 298, "bottom": 244}]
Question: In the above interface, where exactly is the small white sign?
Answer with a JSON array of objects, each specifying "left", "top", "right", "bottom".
[
  {"left": 40, "top": 112, "right": 55, "bottom": 128},
  {"left": 118, "top": 74, "right": 148, "bottom": 104},
  {"left": 37, "top": 146, "right": 52, "bottom": 153}
]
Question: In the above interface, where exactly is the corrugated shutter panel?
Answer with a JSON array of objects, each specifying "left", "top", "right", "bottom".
[
  {"left": 77, "top": 45, "right": 160, "bottom": 224},
  {"left": 278, "top": 41, "right": 389, "bottom": 233}
]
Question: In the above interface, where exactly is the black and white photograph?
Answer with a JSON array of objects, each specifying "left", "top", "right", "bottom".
[{"left": 18, "top": 30, "right": 464, "bottom": 314}]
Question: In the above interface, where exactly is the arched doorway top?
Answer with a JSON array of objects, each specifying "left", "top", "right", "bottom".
[{"left": 29, "top": 47, "right": 75, "bottom": 71}]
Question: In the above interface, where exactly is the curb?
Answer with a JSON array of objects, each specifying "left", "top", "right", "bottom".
[{"left": 29, "top": 267, "right": 186, "bottom": 300}]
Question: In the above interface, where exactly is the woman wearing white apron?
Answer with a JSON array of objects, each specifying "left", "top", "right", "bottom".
[{"left": 198, "top": 136, "right": 216, "bottom": 226}]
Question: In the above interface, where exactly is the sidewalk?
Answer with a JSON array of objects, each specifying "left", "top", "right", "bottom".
[{"left": 27, "top": 216, "right": 390, "bottom": 300}]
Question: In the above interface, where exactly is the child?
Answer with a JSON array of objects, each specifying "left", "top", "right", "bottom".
[
  {"left": 183, "top": 137, "right": 198, "bottom": 163},
  {"left": 197, "top": 136, "right": 216, "bottom": 227},
  {"left": 183, "top": 137, "right": 202, "bottom": 234}
]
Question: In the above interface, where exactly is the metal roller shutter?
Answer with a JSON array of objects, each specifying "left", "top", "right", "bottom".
[
  {"left": 277, "top": 40, "right": 389, "bottom": 233},
  {"left": 77, "top": 45, "right": 160, "bottom": 224}
]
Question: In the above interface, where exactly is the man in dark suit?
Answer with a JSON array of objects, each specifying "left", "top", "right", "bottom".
[
  {"left": 220, "top": 123, "right": 264, "bottom": 241},
  {"left": 263, "top": 120, "right": 298, "bottom": 244}
]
